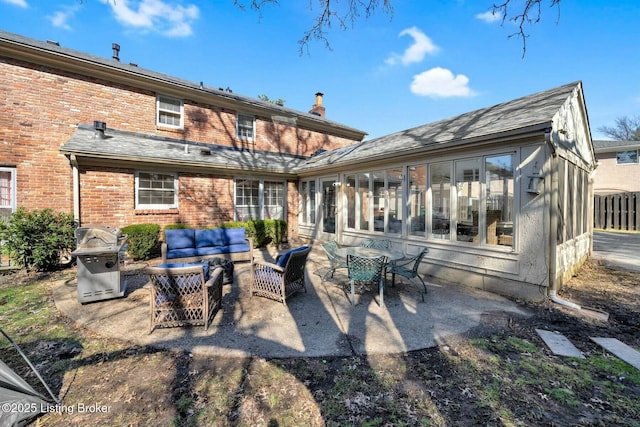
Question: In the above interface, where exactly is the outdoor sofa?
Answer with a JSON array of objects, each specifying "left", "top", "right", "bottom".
[{"left": 161, "top": 227, "right": 253, "bottom": 264}]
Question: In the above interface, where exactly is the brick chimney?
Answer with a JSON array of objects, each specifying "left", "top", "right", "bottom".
[{"left": 309, "top": 92, "right": 325, "bottom": 118}]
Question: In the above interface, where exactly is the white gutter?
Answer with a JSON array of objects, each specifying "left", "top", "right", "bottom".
[{"left": 70, "top": 155, "right": 80, "bottom": 225}]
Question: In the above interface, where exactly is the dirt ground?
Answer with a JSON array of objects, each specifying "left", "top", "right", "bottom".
[{"left": 2, "top": 258, "right": 639, "bottom": 426}]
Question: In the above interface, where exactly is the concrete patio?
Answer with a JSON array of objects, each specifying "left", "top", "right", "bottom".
[{"left": 52, "top": 245, "right": 530, "bottom": 358}]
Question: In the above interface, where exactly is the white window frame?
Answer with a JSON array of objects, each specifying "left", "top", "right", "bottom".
[
  {"left": 0, "top": 167, "right": 16, "bottom": 220},
  {"left": 135, "top": 171, "right": 178, "bottom": 209},
  {"left": 235, "top": 178, "right": 286, "bottom": 221},
  {"left": 616, "top": 149, "right": 639, "bottom": 165},
  {"left": 236, "top": 113, "right": 255, "bottom": 141},
  {"left": 156, "top": 95, "right": 184, "bottom": 129}
]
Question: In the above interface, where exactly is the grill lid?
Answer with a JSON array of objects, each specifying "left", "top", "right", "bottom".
[{"left": 74, "top": 226, "right": 125, "bottom": 252}]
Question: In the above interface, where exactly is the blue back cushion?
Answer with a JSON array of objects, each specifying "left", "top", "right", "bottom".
[
  {"left": 196, "top": 228, "right": 224, "bottom": 248},
  {"left": 276, "top": 246, "right": 309, "bottom": 268},
  {"left": 165, "top": 229, "right": 195, "bottom": 250},
  {"left": 223, "top": 228, "right": 246, "bottom": 245}
]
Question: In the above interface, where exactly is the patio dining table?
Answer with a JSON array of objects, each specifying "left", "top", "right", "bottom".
[
  {"left": 335, "top": 246, "right": 404, "bottom": 263},
  {"left": 335, "top": 246, "right": 405, "bottom": 306}
]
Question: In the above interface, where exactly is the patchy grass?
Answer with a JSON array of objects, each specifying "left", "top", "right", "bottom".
[{"left": 1, "top": 259, "right": 639, "bottom": 426}]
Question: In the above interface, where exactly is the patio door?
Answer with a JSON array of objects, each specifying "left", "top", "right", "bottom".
[{"left": 320, "top": 177, "right": 338, "bottom": 239}]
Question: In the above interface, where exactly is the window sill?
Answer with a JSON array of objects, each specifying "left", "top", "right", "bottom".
[{"left": 135, "top": 208, "right": 179, "bottom": 216}]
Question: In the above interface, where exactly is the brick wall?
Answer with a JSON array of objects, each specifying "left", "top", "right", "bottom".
[{"left": 1, "top": 56, "right": 360, "bottom": 235}]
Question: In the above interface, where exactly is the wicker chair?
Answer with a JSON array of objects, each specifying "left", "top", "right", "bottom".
[
  {"left": 361, "top": 238, "right": 392, "bottom": 250},
  {"left": 250, "top": 246, "right": 311, "bottom": 305},
  {"left": 388, "top": 247, "right": 429, "bottom": 301},
  {"left": 347, "top": 254, "right": 388, "bottom": 307},
  {"left": 147, "top": 264, "right": 223, "bottom": 334},
  {"left": 321, "top": 240, "right": 348, "bottom": 281}
]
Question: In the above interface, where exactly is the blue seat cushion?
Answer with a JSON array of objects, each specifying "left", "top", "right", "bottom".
[
  {"left": 276, "top": 246, "right": 309, "bottom": 268},
  {"left": 223, "top": 228, "right": 246, "bottom": 245},
  {"left": 165, "top": 229, "right": 196, "bottom": 250},
  {"left": 165, "top": 248, "right": 199, "bottom": 259},
  {"left": 195, "top": 246, "right": 227, "bottom": 257},
  {"left": 196, "top": 228, "right": 225, "bottom": 248}
]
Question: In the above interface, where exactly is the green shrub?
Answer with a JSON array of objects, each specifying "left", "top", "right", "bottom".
[
  {"left": 268, "top": 219, "right": 287, "bottom": 245},
  {"left": 121, "top": 223, "right": 161, "bottom": 261},
  {"left": 0, "top": 207, "right": 76, "bottom": 272}
]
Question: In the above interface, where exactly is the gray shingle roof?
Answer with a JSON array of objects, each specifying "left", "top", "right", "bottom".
[
  {"left": 299, "top": 82, "right": 582, "bottom": 172},
  {"left": 61, "top": 124, "right": 307, "bottom": 175},
  {"left": 593, "top": 139, "right": 640, "bottom": 152}
]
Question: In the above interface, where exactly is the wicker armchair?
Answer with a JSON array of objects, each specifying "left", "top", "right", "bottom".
[
  {"left": 147, "top": 263, "right": 223, "bottom": 334},
  {"left": 321, "top": 240, "right": 348, "bottom": 281},
  {"left": 388, "top": 247, "right": 429, "bottom": 301},
  {"left": 347, "top": 254, "right": 388, "bottom": 307},
  {"left": 250, "top": 246, "right": 311, "bottom": 305},
  {"left": 361, "top": 238, "right": 392, "bottom": 250}
]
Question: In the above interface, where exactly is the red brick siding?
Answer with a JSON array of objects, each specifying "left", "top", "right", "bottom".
[{"left": 1, "top": 56, "right": 359, "bottom": 234}]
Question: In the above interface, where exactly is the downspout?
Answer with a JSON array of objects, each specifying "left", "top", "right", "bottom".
[
  {"left": 545, "top": 128, "right": 582, "bottom": 310},
  {"left": 70, "top": 154, "right": 80, "bottom": 226}
]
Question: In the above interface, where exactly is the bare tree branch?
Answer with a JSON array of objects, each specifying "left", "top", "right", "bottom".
[
  {"left": 598, "top": 116, "right": 640, "bottom": 141},
  {"left": 491, "top": 0, "right": 560, "bottom": 57}
]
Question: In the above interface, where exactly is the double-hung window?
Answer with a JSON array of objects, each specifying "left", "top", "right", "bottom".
[
  {"left": 0, "top": 167, "right": 16, "bottom": 222},
  {"left": 237, "top": 113, "right": 255, "bottom": 140},
  {"left": 235, "top": 179, "right": 285, "bottom": 222},
  {"left": 135, "top": 171, "right": 178, "bottom": 209},
  {"left": 157, "top": 95, "right": 183, "bottom": 128}
]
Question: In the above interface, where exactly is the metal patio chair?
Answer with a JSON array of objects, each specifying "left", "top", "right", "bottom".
[
  {"left": 347, "top": 254, "right": 388, "bottom": 307},
  {"left": 250, "top": 246, "right": 311, "bottom": 305},
  {"left": 147, "top": 264, "right": 223, "bottom": 334},
  {"left": 321, "top": 240, "right": 348, "bottom": 281},
  {"left": 388, "top": 247, "right": 429, "bottom": 301},
  {"left": 361, "top": 238, "right": 392, "bottom": 250}
]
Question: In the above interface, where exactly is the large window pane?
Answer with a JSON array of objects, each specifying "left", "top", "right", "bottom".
[
  {"left": 387, "top": 168, "right": 403, "bottom": 234},
  {"left": 455, "top": 159, "right": 480, "bottom": 243},
  {"left": 372, "top": 171, "right": 385, "bottom": 232},
  {"left": 346, "top": 175, "right": 356, "bottom": 229},
  {"left": 301, "top": 181, "right": 308, "bottom": 223},
  {"left": 309, "top": 181, "right": 316, "bottom": 224},
  {"left": 409, "top": 165, "right": 426, "bottom": 236},
  {"left": 322, "top": 180, "right": 336, "bottom": 233},
  {"left": 485, "top": 155, "right": 514, "bottom": 246},
  {"left": 358, "top": 173, "right": 369, "bottom": 231},
  {"left": 430, "top": 162, "right": 451, "bottom": 239}
]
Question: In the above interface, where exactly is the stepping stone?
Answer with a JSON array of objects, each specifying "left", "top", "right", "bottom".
[
  {"left": 536, "top": 329, "right": 585, "bottom": 358},
  {"left": 590, "top": 338, "right": 640, "bottom": 370}
]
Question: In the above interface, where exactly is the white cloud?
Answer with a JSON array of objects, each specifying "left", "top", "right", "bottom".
[
  {"left": 48, "top": 6, "right": 80, "bottom": 31},
  {"left": 386, "top": 26, "right": 438, "bottom": 66},
  {"left": 2, "top": 0, "right": 28, "bottom": 7},
  {"left": 101, "top": 0, "right": 200, "bottom": 37},
  {"left": 410, "top": 67, "right": 475, "bottom": 98},
  {"left": 476, "top": 10, "right": 501, "bottom": 24}
]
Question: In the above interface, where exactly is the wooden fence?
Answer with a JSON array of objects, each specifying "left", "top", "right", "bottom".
[{"left": 594, "top": 192, "right": 640, "bottom": 231}]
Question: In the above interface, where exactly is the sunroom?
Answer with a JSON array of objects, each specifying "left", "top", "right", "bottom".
[{"left": 295, "top": 82, "right": 596, "bottom": 301}]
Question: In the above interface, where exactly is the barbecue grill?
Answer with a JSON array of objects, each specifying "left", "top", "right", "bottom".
[{"left": 71, "top": 226, "right": 127, "bottom": 303}]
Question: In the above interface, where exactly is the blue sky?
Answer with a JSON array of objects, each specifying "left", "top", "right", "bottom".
[{"left": 1, "top": 0, "right": 638, "bottom": 141}]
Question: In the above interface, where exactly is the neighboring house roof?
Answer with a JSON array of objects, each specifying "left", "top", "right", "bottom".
[
  {"left": 593, "top": 139, "right": 640, "bottom": 153},
  {"left": 61, "top": 124, "right": 307, "bottom": 178},
  {"left": 0, "top": 29, "right": 366, "bottom": 141},
  {"left": 298, "top": 82, "right": 585, "bottom": 173}
]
